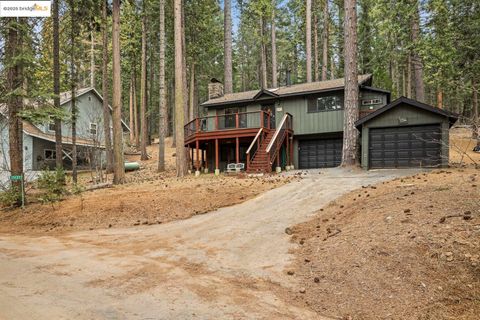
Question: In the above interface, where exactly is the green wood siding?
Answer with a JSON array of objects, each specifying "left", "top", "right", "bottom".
[{"left": 360, "top": 103, "right": 450, "bottom": 169}]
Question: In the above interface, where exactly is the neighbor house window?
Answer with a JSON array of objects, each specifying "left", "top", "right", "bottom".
[
  {"left": 44, "top": 149, "right": 56, "bottom": 160},
  {"left": 90, "top": 122, "right": 97, "bottom": 135},
  {"left": 48, "top": 119, "right": 56, "bottom": 131},
  {"left": 308, "top": 95, "right": 344, "bottom": 113}
]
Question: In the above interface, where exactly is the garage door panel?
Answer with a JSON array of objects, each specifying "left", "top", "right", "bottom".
[
  {"left": 299, "top": 137, "right": 342, "bottom": 169},
  {"left": 369, "top": 125, "right": 442, "bottom": 169}
]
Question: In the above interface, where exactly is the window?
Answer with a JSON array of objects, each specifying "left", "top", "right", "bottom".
[
  {"left": 308, "top": 95, "right": 344, "bottom": 113},
  {"left": 44, "top": 149, "right": 56, "bottom": 160},
  {"left": 361, "top": 98, "right": 382, "bottom": 106},
  {"left": 47, "top": 117, "right": 55, "bottom": 131},
  {"left": 89, "top": 122, "right": 97, "bottom": 135}
]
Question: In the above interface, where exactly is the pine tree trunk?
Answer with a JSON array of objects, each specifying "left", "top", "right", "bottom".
[
  {"left": 224, "top": 0, "right": 233, "bottom": 94},
  {"left": 102, "top": 0, "right": 113, "bottom": 173},
  {"left": 6, "top": 18, "right": 24, "bottom": 201},
  {"left": 473, "top": 77, "right": 478, "bottom": 141},
  {"left": 53, "top": 0, "right": 63, "bottom": 170},
  {"left": 411, "top": 3, "right": 425, "bottom": 102},
  {"left": 260, "top": 15, "right": 267, "bottom": 89},
  {"left": 306, "top": 0, "right": 312, "bottom": 82},
  {"left": 129, "top": 75, "right": 135, "bottom": 144},
  {"left": 437, "top": 89, "right": 443, "bottom": 109},
  {"left": 407, "top": 54, "right": 412, "bottom": 98},
  {"left": 133, "top": 69, "right": 139, "bottom": 147},
  {"left": 70, "top": 0, "right": 78, "bottom": 184},
  {"left": 181, "top": 3, "right": 188, "bottom": 123},
  {"left": 140, "top": 8, "right": 148, "bottom": 160},
  {"left": 112, "top": 0, "right": 125, "bottom": 184},
  {"left": 158, "top": 0, "right": 166, "bottom": 172},
  {"left": 321, "top": 0, "right": 329, "bottom": 81},
  {"left": 271, "top": 0, "right": 278, "bottom": 88},
  {"left": 174, "top": 0, "right": 187, "bottom": 177},
  {"left": 189, "top": 62, "right": 195, "bottom": 122},
  {"left": 90, "top": 30, "right": 95, "bottom": 88},
  {"left": 341, "top": 0, "right": 359, "bottom": 167},
  {"left": 314, "top": 5, "right": 319, "bottom": 82}
]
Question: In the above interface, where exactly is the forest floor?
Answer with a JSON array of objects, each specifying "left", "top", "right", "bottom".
[
  {"left": 0, "top": 138, "right": 293, "bottom": 234},
  {"left": 287, "top": 168, "right": 479, "bottom": 319},
  {"left": 449, "top": 126, "right": 480, "bottom": 166}
]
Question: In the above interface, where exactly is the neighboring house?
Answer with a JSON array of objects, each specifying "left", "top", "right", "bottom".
[
  {"left": 0, "top": 88, "right": 130, "bottom": 173},
  {"left": 184, "top": 75, "right": 458, "bottom": 173}
]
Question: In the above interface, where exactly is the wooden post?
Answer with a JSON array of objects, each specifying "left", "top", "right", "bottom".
[
  {"left": 286, "top": 133, "right": 289, "bottom": 167},
  {"left": 205, "top": 146, "right": 208, "bottom": 170},
  {"left": 195, "top": 118, "right": 200, "bottom": 132},
  {"left": 190, "top": 148, "right": 195, "bottom": 169},
  {"left": 276, "top": 140, "right": 280, "bottom": 167},
  {"left": 261, "top": 111, "right": 264, "bottom": 129},
  {"left": 215, "top": 115, "right": 219, "bottom": 130},
  {"left": 236, "top": 137, "right": 239, "bottom": 164},
  {"left": 201, "top": 147, "right": 205, "bottom": 169},
  {"left": 215, "top": 139, "right": 219, "bottom": 170},
  {"left": 267, "top": 112, "right": 271, "bottom": 129},
  {"left": 235, "top": 113, "right": 239, "bottom": 128},
  {"left": 290, "top": 135, "right": 294, "bottom": 166},
  {"left": 247, "top": 153, "right": 250, "bottom": 171},
  {"left": 195, "top": 139, "right": 200, "bottom": 172}
]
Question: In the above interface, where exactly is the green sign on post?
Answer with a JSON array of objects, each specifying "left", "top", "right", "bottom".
[{"left": 10, "top": 175, "right": 25, "bottom": 208}]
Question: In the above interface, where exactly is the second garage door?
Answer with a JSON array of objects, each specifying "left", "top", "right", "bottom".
[
  {"left": 299, "top": 138, "right": 343, "bottom": 169},
  {"left": 369, "top": 125, "right": 442, "bottom": 168}
]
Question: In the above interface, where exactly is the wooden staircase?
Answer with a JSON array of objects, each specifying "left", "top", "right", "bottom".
[{"left": 247, "top": 130, "right": 275, "bottom": 173}]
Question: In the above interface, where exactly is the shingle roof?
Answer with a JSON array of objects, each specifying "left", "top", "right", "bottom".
[
  {"left": 202, "top": 74, "right": 373, "bottom": 107},
  {"left": 355, "top": 96, "right": 459, "bottom": 128}
]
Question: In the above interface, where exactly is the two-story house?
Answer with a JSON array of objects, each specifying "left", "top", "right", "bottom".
[
  {"left": 184, "top": 74, "right": 457, "bottom": 173},
  {"left": 0, "top": 88, "right": 130, "bottom": 173}
]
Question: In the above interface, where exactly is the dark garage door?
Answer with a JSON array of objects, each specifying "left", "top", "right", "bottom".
[
  {"left": 369, "top": 125, "right": 442, "bottom": 168},
  {"left": 299, "top": 138, "right": 343, "bottom": 169}
]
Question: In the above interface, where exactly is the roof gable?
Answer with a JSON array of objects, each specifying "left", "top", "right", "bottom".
[
  {"left": 355, "top": 96, "right": 459, "bottom": 128},
  {"left": 252, "top": 88, "right": 279, "bottom": 100}
]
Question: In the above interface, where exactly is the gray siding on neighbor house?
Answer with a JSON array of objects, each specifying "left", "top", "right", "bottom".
[
  {"left": 42, "top": 91, "right": 113, "bottom": 144},
  {"left": 359, "top": 103, "right": 450, "bottom": 169},
  {"left": 0, "top": 117, "right": 34, "bottom": 172}
]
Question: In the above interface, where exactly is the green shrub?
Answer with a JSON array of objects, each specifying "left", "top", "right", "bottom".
[
  {"left": 70, "top": 183, "right": 85, "bottom": 195},
  {"left": 0, "top": 186, "right": 21, "bottom": 208},
  {"left": 37, "top": 168, "right": 66, "bottom": 203}
]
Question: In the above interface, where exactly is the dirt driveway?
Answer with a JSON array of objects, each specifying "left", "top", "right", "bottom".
[{"left": 0, "top": 168, "right": 420, "bottom": 320}]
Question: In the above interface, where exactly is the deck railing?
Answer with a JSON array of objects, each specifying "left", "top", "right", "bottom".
[
  {"left": 184, "top": 110, "right": 273, "bottom": 139},
  {"left": 266, "top": 113, "right": 293, "bottom": 166}
]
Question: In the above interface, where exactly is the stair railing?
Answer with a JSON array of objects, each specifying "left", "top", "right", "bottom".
[
  {"left": 266, "top": 113, "right": 292, "bottom": 167},
  {"left": 246, "top": 128, "right": 263, "bottom": 171}
]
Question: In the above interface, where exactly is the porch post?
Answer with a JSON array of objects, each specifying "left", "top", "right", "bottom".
[
  {"left": 286, "top": 133, "right": 290, "bottom": 170},
  {"left": 275, "top": 137, "right": 281, "bottom": 173},
  {"left": 260, "top": 111, "right": 264, "bottom": 129},
  {"left": 191, "top": 147, "right": 194, "bottom": 169},
  {"left": 215, "top": 139, "right": 220, "bottom": 176},
  {"left": 290, "top": 135, "right": 294, "bottom": 169},
  {"left": 235, "top": 113, "right": 239, "bottom": 128},
  {"left": 236, "top": 137, "right": 240, "bottom": 164},
  {"left": 195, "top": 139, "right": 200, "bottom": 176},
  {"left": 204, "top": 146, "right": 209, "bottom": 173}
]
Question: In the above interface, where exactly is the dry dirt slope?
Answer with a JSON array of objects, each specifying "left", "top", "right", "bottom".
[{"left": 288, "top": 168, "right": 479, "bottom": 320}]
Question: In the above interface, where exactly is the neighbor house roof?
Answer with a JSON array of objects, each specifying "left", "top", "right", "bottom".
[
  {"left": 0, "top": 87, "right": 129, "bottom": 147},
  {"left": 202, "top": 74, "right": 374, "bottom": 107},
  {"left": 22, "top": 121, "right": 104, "bottom": 148},
  {"left": 355, "top": 96, "right": 459, "bottom": 128}
]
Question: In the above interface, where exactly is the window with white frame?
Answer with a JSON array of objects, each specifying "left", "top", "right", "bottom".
[
  {"left": 48, "top": 118, "right": 56, "bottom": 131},
  {"left": 89, "top": 122, "right": 97, "bottom": 135}
]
